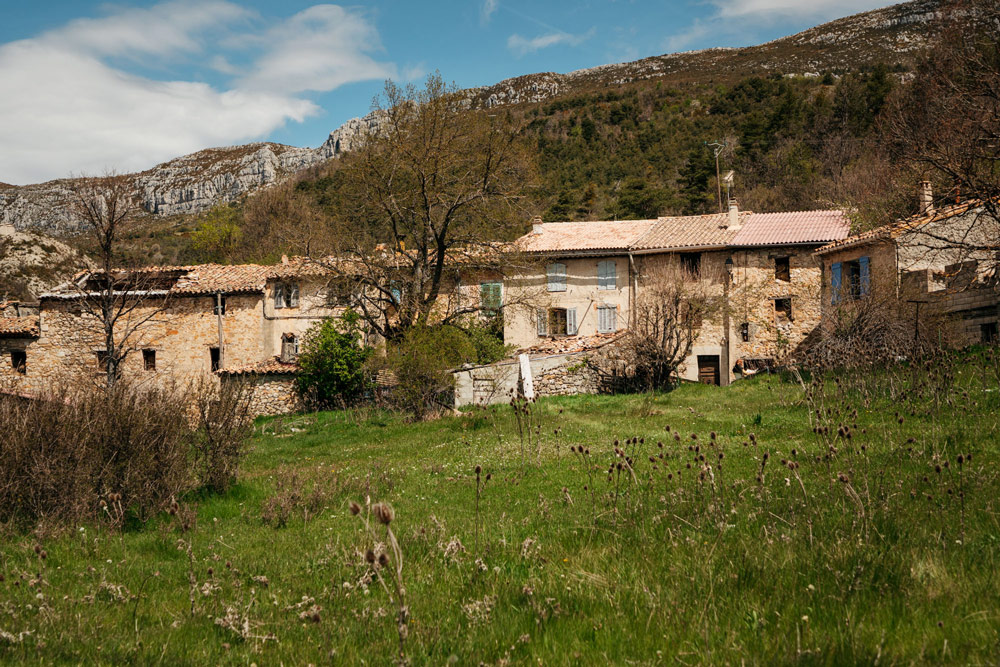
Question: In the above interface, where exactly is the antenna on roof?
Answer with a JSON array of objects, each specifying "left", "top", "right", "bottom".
[{"left": 706, "top": 140, "right": 728, "bottom": 213}]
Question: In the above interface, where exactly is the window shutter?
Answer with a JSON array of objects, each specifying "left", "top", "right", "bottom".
[
  {"left": 275, "top": 284, "right": 286, "bottom": 309},
  {"left": 567, "top": 308, "right": 578, "bottom": 335},
  {"left": 598, "top": 261, "right": 616, "bottom": 290},
  {"left": 547, "top": 263, "right": 567, "bottom": 292},
  {"left": 597, "top": 306, "right": 606, "bottom": 333},
  {"left": 390, "top": 282, "right": 402, "bottom": 305},
  {"left": 609, "top": 306, "right": 617, "bottom": 332},
  {"left": 536, "top": 309, "right": 548, "bottom": 336},
  {"left": 289, "top": 284, "right": 299, "bottom": 307},
  {"left": 859, "top": 256, "right": 870, "bottom": 295},
  {"left": 831, "top": 263, "right": 842, "bottom": 305}
]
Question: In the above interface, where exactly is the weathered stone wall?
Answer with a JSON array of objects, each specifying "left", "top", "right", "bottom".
[
  {"left": 531, "top": 351, "right": 603, "bottom": 397},
  {"left": 228, "top": 374, "right": 302, "bottom": 417}
]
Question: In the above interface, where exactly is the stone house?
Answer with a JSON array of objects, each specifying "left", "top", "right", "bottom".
[
  {"left": 0, "top": 260, "right": 346, "bottom": 400},
  {"left": 504, "top": 203, "right": 850, "bottom": 385},
  {"left": 815, "top": 190, "right": 999, "bottom": 346}
]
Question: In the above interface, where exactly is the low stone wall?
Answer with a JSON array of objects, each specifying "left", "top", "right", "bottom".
[
  {"left": 453, "top": 347, "right": 609, "bottom": 407},
  {"left": 224, "top": 373, "right": 301, "bottom": 417}
]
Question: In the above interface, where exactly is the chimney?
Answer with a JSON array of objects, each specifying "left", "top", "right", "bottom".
[
  {"left": 727, "top": 198, "right": 741, "bottom": 231},
  {"left": 919, "top": 180, "right": 934, "bottom": 215},
  {"left": 531, "top": 215, "right": 543, "bottom": 234}
]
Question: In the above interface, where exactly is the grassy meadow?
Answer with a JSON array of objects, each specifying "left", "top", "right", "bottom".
[{"left": 2, "top": 348, "right": 1000, "bottom": 664}]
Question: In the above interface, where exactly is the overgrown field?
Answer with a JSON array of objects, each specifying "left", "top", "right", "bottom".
[{"left": 3, "top": 349, "right": 1000, "bottom": 664}]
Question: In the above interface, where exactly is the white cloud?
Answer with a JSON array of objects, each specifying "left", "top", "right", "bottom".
[
  {"left": 507, "top": 28, "right": 595, "bottom": 57},
  {"left": 481, "top": 0, "right": 499, "bottom": 25},
  {"left": 237, "top": 5, "right": 393, "bottom": 94},
  {"left": 0, "top": 2, "right": 394, "bottom": 185}
]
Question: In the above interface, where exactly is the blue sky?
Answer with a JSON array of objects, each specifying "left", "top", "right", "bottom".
[{"left": 0, "top": 0, "right": 898, "bottom": 185}]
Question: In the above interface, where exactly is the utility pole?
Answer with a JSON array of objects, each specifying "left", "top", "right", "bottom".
[{"left": 706, "top": 140, "right": 727, "bottom": 213}]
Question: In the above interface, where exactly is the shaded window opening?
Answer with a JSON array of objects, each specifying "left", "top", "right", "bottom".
[
  {"left": 210, "top": 347, "right": 221, "bottom": 372},
  {"left": 281, "top": 334, "right": 299, "bottom": 362},
  {"left": 774, "top": 298, "right": 793, "bottom": 322},
  {"left": 214, "top": 295, "right": 227, "bottom": 316},
  {"left": 95, "top": 350, "right": 110, "bottom": 372},
  {"left": 274, "top": 282, "right": 299, "bottom": 309},
  {"left": 680, "top": 253, "right": 701, "bottom": 279},
  {"left": 775, "top": 256, "right": 790, "bottom": 282},
  {"left": 143, "top": 349, "right": 156, "bottom": 371},
  {"left": 982, "top": 322, "right": 998, "bottom": 344},
  {"left": 10, "top": 350, "right": 26, "bottom": 375},
  {"left": 740, "top": 322, "right": 750, "bottom": 342},
  {"left": 548, "top": 308, "right": 568, "bottom": 336}
]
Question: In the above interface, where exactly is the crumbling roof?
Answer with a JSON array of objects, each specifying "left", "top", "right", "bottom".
[
  {"left": 217, "top": 356, "right": 300, "bottom": 376},
  {"left": 632, "top": 212, "right": 746, "bottom": 251},
  {"left": 815, "top": 201, "right": 981, "bottom": 255},
  {"left": 0, "top": 316, "right": 39, "bottom": 338},
  {"left": 732, "top": 210, "right": 850, "bottom": 246},
  {"left": 519, "top": 332, "right": 623, "bottom": 356},
  {"left": 516, "top": 219, "right": 659, "bottom": 254}
]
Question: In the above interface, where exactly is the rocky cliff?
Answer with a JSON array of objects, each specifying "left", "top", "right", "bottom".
[
  {"left": 0, "top": 224, "right": 92, "bottom": 300},
  {"left": 0, "top": 0, "right": 946, "bottom": 236}
]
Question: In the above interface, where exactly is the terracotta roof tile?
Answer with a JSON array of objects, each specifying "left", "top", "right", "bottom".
[
  {"left": 633, "top": 212, "right": 746, "bottom": 251},
  {"left": 731, "top": 210, "right": 850, "bottom": 246},
  {"left": 217, "top": 356, "right": 299, "bottom": 376},
  {"left": 0, "top": 316, "right": 39, "bottom": 337},
  {"left": 815, "top": 201, "right": 980, "bottom": 255},
  {"left": 518, "top": 332, "right": 623, "bottom": 356},
  {"left": 516, "top": 219, "right": 658, "bottom": 254}
]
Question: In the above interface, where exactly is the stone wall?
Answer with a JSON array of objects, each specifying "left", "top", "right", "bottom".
[{"left": 228, "top": 374, "right": 302, "bottom": 417}]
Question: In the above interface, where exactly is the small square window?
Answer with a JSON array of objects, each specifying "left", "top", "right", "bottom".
[
  {"left": 143, "top": 349, "right": 156, "bottom": 372},
  {"left": 680, "top": 253, "right": 701, "bottom": 279},
  {"left": 740, "top": 322, "right": 750, "bottom": 342},
  {"left": 10, "top": 350, "right": 26, "bottom": 375},
  {"left": 95, "top": 350, "right": 110, "bottom": 372},
  {"left": 210, "top": 347, "right": 221, "bottom": 372}
]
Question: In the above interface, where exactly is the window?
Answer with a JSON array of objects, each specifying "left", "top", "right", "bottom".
[
  {"left": 210, "top": 347, "right": 221, "bottom": 372},
  {"left": 831, "top": 256, "right": 869, "bottom": 304},
  {"left": 597, "top": 260, "right": 616, "bottom": 290},
  {"left": 774, "top": 298, "right": 793, "bottom": 322},
  {"left": 775, "top": 256, "right": 790, "bottom": 282},
  {"left": 680, "top": 253, "right": 701, "bottom": 279},
  {"left": 536, "top": 307, "right": 577, "bottom": 336},
  {"left": 327, "top": 279, "right": 356, "bottom": 307},
  {"left": 740, "top": 322, "right": 750, "bottom": 342},
  {"left": 982, "top": 322, "right": 998, "bottom": 344},
  {"left": 274, "top": 282, "right": 299, "bottom": 309},
  {"left": 214, "top": 295, "right": 227, "bottom": 316},
  {"left": 10, "top": 350, "right": 26, "bottom": 375},
  {"left": 480, "top": 282, "right": 502, "bottom": 316},
  {"left": 281, "top": 334, "right": 299, "bottom": 361},
  {"left": 143, "top": 349, "right": 156, "bottom": 372},
  {"left": 546, "top": 263, "right": 567, "bottom": 292},
  {"left": 597, "top": 305, "right": 617, "bottom": 333},
  {"left": 389, "top": 281, "right": 402, "bottom": 305},
  {"left": 95, "top": 350, "right": 110, "bottom": 372}
]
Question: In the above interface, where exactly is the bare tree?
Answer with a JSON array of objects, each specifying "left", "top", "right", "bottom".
[
  {"left": 880, "top": 0, "right": 1000, "bottom": 268},
  {"left": 599, "top": 267, "right": 720, "bottom": 391},
  {"left": 317, "top": 73, "right": 535, "bottom": 341},
  {"left": 70, "top": 173, "right": 169, "bottom": 387}
]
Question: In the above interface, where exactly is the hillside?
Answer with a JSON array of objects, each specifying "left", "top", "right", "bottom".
[{"left": 0, "top": 224, "right": 92, "bottom": 301}]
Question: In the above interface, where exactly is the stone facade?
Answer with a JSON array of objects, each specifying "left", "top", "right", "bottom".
[{"left": 228, "top": 373, "right": 302, "bottom": 417}]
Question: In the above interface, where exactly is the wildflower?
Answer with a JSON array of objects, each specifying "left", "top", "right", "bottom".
[
  {"left": 373, "top": 502, "right": 395, "bottom": 525},
  {"left": 349, "top": 501, "right": 362, "bottom": 516}
]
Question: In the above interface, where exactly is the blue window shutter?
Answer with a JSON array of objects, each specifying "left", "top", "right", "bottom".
[
  {"left": 536, "top": 309, "right": 548, "bottom": 336},
  {"left": 831, "top": 262, "right": 842, "bottom": 305},
  {"left": 859, "top": 256, "right": 870, "bottom": 295},
  {"left": 567, "top": 308, "right": 578, "bottom": 335},
  {"left": 610, "top": 306, "right": 617, "bottom": 331},
  {"left": 390, "top": 282, "right": 401, "bottom": 305}
]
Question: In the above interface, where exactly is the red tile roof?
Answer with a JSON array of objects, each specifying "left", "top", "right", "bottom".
[
  {"left": 731, "top": 210, "right": 850, "bottom": 246},
  {"left": 632, "top": 212, "right": 747, "bottom": 251},
  {"left": 0, "top": 316, "right": 39, "bottom": 337},
  {"left": 516, "top": 219, "right": 658, "bottom": 254},
  {"left": 814, "top": 201, "right": 980, "bottom": 255},
  {"left": 217, "top": 356, "right": 300, "bottom": 376}
]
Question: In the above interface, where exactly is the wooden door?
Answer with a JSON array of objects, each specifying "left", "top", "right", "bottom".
[{"left": 697, "top": 355, "right": 720, "bottom": 386}]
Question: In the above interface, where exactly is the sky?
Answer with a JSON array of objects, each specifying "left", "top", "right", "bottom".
[{"left": 0, "top": 0, "right": 900, "bottom": 186}]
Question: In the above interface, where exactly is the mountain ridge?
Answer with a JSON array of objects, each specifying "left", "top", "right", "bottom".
[{"left": 0, "top": 0, "right": 947, "bottom": 235}]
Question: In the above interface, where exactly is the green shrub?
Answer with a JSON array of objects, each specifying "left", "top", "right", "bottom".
[
  {"left": 295, "top": 311, "right": 373, "bottom": 409},
  {"left": 386, "top": 325, "right": 477, "bottom": 420}
]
